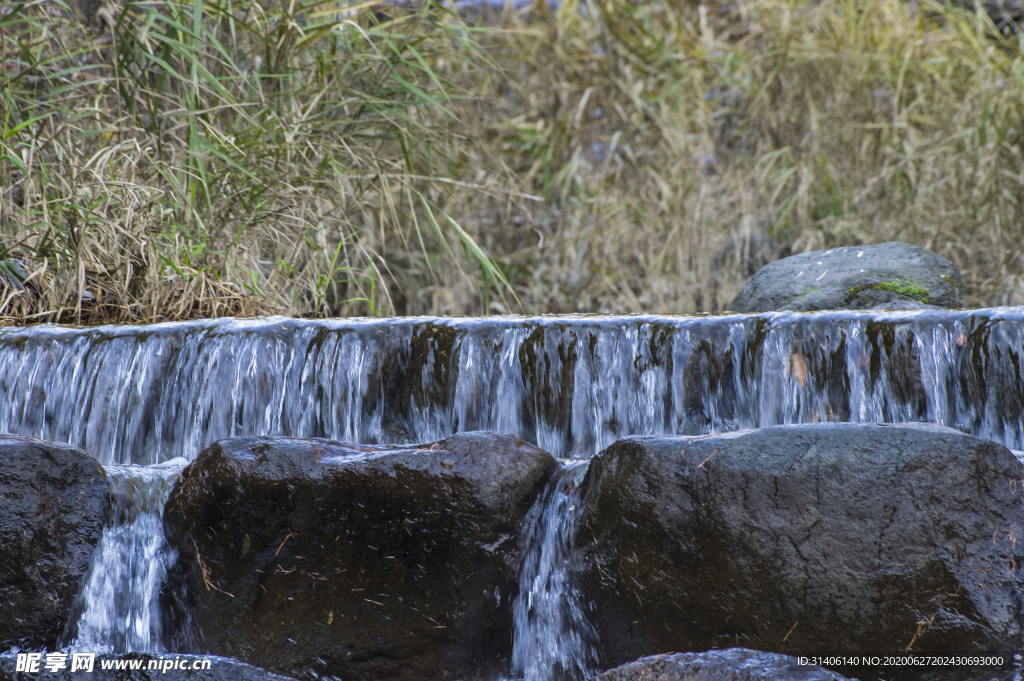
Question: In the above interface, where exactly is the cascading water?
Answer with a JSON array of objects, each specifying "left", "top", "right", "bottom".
[
  {"left": 1, "top": 312, "right": 1021, "bottom": 462},
  {"left": 2, "top": 309, "right": 1023, "bottom": 677},
  {"left": 62, "top": 458, "right": 189, "bottom": 654},
  {"left": 510, "top": 461, "right": 596, "bottom": 681}
]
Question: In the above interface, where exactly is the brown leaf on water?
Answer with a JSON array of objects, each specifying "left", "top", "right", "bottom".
[
  {"left": 955, "top": 330, "right": 967, "bottom": 346},
  {"left": 790, "top": 352, "right": 807, "bottom": 388}
]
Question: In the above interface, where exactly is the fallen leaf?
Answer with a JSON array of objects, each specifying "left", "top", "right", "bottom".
[
  {"left": 955, "top": 330, "right": 967, "bottom": 346},
  {"left": 790, "top": 352, "right": 807, "bottom": 388}
]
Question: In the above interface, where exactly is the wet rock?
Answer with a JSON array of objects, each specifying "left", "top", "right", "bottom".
[
  {"left": 729, "top": 242, "right": 964, "bottom": 312},
  {"left": 163, "top": 432, "right": 558, "bottom": 681},
  {"left": 0, "top": 436, "right": 109, "bottom": 650},
  {"left": 576, "top": 423, "right": 1024, "bottom": 670},
  {"left": 0, "top": 653, "right": 297, "bottom": 681},
  {"left": 593, "top": 649, "right": 852, "bottom": 681}
]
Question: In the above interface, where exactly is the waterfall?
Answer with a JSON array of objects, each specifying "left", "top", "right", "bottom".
[
  {"left": 2, "top": 309, "right": 1023, "bottom": 675},
  {"left": 61, "top": 458, "right": 189, "bottom": 654},
  {"left": 510, "top": 461, "right": 596, "bottom": 681},
  {"left": 1, "top": 312, "right": 1021, "bottom": 465}
]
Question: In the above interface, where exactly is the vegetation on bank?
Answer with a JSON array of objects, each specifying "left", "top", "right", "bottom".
[{"left": 1, "top": 0, "right": 1022, "bottom": 324}]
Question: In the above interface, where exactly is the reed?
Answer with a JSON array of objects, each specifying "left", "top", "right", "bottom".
[
  {"left": 1, "top": 0, "right": 516, "bottom": 322},
  {"left": 1, "top": 0, "right": 1021, "bottom": 323}
]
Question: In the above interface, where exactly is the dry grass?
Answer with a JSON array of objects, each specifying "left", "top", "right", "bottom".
[
  {"left": 461, "top": 0, "right": 1024, "bottom": 313},
  {"left": 2, "top": 0, "right": 1022, "bottom": 323},
  {"left": 1, "top": 0, "right": 517, "bottom": 322}
]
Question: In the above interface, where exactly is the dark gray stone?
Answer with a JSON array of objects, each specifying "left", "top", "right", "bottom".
[
  {"left": 575, "top": 423, "right": 1024, "bottom": 671},
  {"left": 0, "top": 436, "right": 109, "bottom": 650},
  {"left": 593, "top": 649, "right": 852, "bottom": 681},
  {"left": 0, "top": 653, "right": 296, "bottom": 681},
  {"left": 729, "top": 242, "right": 964, "bottom": 312},
  {"left": 163, "top": 431, "right": 559, "bottom": 681}
]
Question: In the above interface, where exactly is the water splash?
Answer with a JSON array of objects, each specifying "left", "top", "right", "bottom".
[
  {"left": 62, "top": 458, "right": 189, "bottom": 654},
  {"left": 510, "top": 461, "right": 596, "bottom": 681}
]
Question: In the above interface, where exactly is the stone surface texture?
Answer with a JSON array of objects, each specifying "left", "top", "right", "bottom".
[
  {"left": 163, "top": 431, "right": 558, "bottom": 681},
  {"left": 0, "top": 436, "right": 109, "bottom": 650},
  {"left": 575, "top": 423, "right": 1024, "bottom": 670},
  {"left": 729, "top": 242, "right": 964, "bottom": 312},
  {"left": 593, "top": 649, "right": 853, "bottom": 681}
]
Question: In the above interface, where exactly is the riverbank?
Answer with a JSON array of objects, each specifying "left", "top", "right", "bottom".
[{"left": 2, "top": 0, "right": 1022, "bottom": 324}]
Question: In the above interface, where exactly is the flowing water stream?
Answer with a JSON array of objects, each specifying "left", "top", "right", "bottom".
[
  {"left": 2, "top": 310, "right": 1023, "bottom": 677},
  {"left": 510, "top": 461, "right": 596, "bottom": 681},
  {"left": 61, "top": 458, "right": 189, "bottom": 655}
]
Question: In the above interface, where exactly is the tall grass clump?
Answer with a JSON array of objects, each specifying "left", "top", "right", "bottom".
[{"left": 1, "top": 0, "right": 516, "bottom": 322}]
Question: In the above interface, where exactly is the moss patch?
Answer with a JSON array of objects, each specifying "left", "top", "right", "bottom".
[
  {"left": 783, "top": 287, "right": 818, "bottom": 305},
  {"left": 848, "top": 278, "right": 929, "bottom": 303}
]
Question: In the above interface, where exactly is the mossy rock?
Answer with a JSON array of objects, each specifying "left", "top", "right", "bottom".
[{"left": 729, "top": 242, "right": 964, "bottom": 312}]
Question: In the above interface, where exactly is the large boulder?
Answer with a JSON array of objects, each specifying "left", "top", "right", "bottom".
[
  {"left": 162, "top": 432, "right": 558, "bottom": 681},
  {"left": 0, "top": 436, "right": 109, "bottom": 650},
  {"left": 594, "top": 649, "right": 852, "bottom": 681},
  {"left": 575, "top": 423, "right": 1024, "bottom": 670},
  {"left": 729, "top": 242, "right": 964, "bottom": 312}
]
